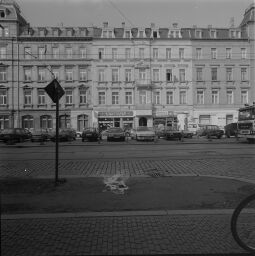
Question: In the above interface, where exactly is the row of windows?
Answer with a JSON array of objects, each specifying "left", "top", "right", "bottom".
[
  {"left": 0, "top": 66, "right": 248, "bottom": 83},
  {"left": 0, "top": 46, "right": 247, "bottom": 60},
  {"left": 0, "top": 88, "right": 248, "bottom": 106}
]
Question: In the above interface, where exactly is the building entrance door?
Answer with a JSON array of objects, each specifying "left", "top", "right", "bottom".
[{"left": 139, "top": 117, "right": 147, "bottom": 126}]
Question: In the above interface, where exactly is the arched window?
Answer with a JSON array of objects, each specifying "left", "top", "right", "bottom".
[
  {"left": 40, "top": 115, "right": 53, "bottom": 129},
  {"left": 59, "top": 115, "right": 70, "bottom": 129},
  {"left": 77, "top": 114, "right": 88, "bottom": 131},
  {"left": 139, "top": 117, "right": 147, "bottom": 127},
  {"left": 22, "top": 115, "right": 34, "bottom": 129}
]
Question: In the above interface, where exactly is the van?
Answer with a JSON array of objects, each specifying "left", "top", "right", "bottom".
[{"left": 224, "top": 123, "right": 238, "bottom": 138}]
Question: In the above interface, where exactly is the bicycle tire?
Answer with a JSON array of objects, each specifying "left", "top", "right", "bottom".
[{"left": 231, "top": 194, "right": 255, "bottom": 253}]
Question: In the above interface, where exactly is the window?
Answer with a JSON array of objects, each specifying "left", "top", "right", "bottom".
[
  {"left": 0, "top": 66, "right": 7, "bottom": 81},
  {"left": 22, "top": 115, "right": 33, "bottom": 129},
  {"left": 125, "top": 48, "right": 131, "bottom": 59},
  {"left": 226, "top": 115, "right": 233, "bottom": 125},
  {"left": 0, "top": 47, "right": 6, "bottom": 59},
  {"left": 108, "top": 31, "right": 113, "bottom": 38},
  {"left": 59, "top": 115, "right": 70, "bottom": 129},
  {"left": 52, "top": 69, "right": 59, "bottom": 80},
  {"left": 226, "top": 48, "right": 232, "bottom": 59},
  {"left": 66, "top": 48, "right": 72, "bottom": 59},
  {"left": 125, "top": 31, "right": 131, "bottom": 38},
  {"left": 38, "top": 47, "right": 46, "bottom": 59},
  {"left": 38, "top": 68, "right": 45, "bottom": 82},
  {"left": 211, "top": 48, "right": 217, "bottom": 59},
  {"left": 139, "top": 31, "right": 144, "bottom": 38},
  {"left": 241, "top": 48, "right": 246, "bottom": 59},
  {"left": 212, "top": 90, "right": 219, "bottom": 104},
  {"left": 166, "top": 69, "right": 172, "bottom": 82},
  {"left": 98, "top": 69, "right": 105, "bottom": 82},
  {"left": 38, "top": 89, "right": 45, "bottom": 105},
  {"left": 226, "top": 68, "right": 233, "bottom": 81},
  {"left": 0, "top": 26, "right": 3, "bottom": 37},
  {"left": 65, "top": 69, "right": 73, "bottom": 81},
  {"left": 112, "top": 69, "right": 119, "bottom": 82},
  {"left": 65, "top": 90, "right": 73, "bottom": 104},
  {"left": 79, "top": 68, "right": 87, "bottom": 81},
  {"left": 40, "top": 115, "right": 52, "bottom": 129},
  {"left": 80, "top": 48, "right": 87, "bottom": 59},
  {"left": 195, "top": 30, "right": 202, "bottom": 38},
  {"left": 179, "top": 91, "right": 187, "bottom": 104},
  {"left": 241, "top": 90, "right": 248, "bottom": 104},
  {"left": 241, "top": 68, "right": 248, "bottom": 81},
  {"left": 77, "top": 114, "right": 88, "bottom": 131},
  {"left": 153, "top": 48, "right": 158, "bottom": 59},
  {"left": 154, "top": 91, "right": 160, "bottom": 104},
  {"left": 102, "top": 31, "right": 107, "bottom": 38},
  {"left": 139, "top": 90, "right": 147, "bottom": 104},
  {"left": 227, "top": 90, "right": 233, "bottom": 104},
  {"left": 79, "top": 89, "right": 87, "bottom": 104},
  {"left": 112, "top": 92, "right": 119, "bottom": 105},
  {"left": 166, "top": 48, "right": 171, "bottom": 59},
  {"left": 139, "top": 69, "right": 146, "bottom": 80},
  {"left": 112, "top": 48, "right": 117, "bottom": 59},
  {"left": 179, "top": 69, "right": 185, "bottom": 82},
  {"left": 152, "top": 69, "right": 159, "bottom": 81},
  {"left": 24, "top": 47, "right": 31, "bottom": 59},
  {"left": 125, "top": 91, "right": 133, "bottom": 104},
  {"left": 0, "top": 89, "right": 7, "bottom": 105},
  {"left": 179, "top": 48, "right": 184, "bottom": 59},
  {"left": 166, "top": 91, "right": 173, "bottom": 104},
  {"left": 210, "top": 30, "right": 216, "bottom": 38},
  {"left": 196, "top": 48, "right": 202, "bottom": 59},
  {"left": 196, "top": 68, "right": 203, "bottom": 81},
  {"left": 98, "top": 91, "right": 106, "bottom": 105},
  {"left": 4, "top": 27, "right": 9, "bottom": 37},
  {"left": 0, "top": 115, "right": 9, "bottom": 129},
  {"left": 211, "top": 68, "right": 217, "bottom": 81},
  {"left": 139, "top": 48, "right": 144, "bottom": 59},
  {"left": 24, "top": 68, "right": 32, "bottom": 82},
  {"left": 197, "top": 90, "right": 204, "bottom": 104},
  {"left": 98, "top": 48, "right": 104, "bottom": 59},
  {"left": 52, "top": 47, "right": 59, "bottom": 59},
  {"left": 125, "top": 69, "right": 131, "bottom": 82},
  {"left": 24, "top": 90, "right": 32, "bottom": 105}
]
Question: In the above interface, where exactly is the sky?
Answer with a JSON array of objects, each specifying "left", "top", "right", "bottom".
[{"left": 17, "top": 0, "right": 253, "bottom": 28}]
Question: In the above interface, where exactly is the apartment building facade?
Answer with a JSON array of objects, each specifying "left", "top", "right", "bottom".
[{"left": 0, "top": 0, "right": 254, "bottom": 131}]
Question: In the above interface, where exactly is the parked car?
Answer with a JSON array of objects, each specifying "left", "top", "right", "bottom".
[
  {"left": 164, "top": 127, "right": 182, "bottom": 140},
  {"left": 134, "top": 126, "right": 156, "bottom": 141},
  {"left": 30, "top": 129, "right": 52, "bottom": 142},
  {"left": 75, "top": 131, "right": 83, "bottom": 138},
  {"left": 106, "top": 127, "right": 126, "bottom": 141},
  {"left": 0, "top": 128, "right": 32, "bottom": 143},
  {"left": 82, "top": 128, "right": 101, "bottom": 142},
  {"left": 51, "top": 128, "right": 76, "bottom": 142},
  {"left": 224, "top": 122, "right": 238, "bottom": 138},
  {"left": 182, "top": 130, "right": 193, "bottom": 138},
  {"left": 197, "top": 125, "right": 224, "bottom": 139},
  {"left": 187, "top": 123, "right": 199, "bottom": 135}
]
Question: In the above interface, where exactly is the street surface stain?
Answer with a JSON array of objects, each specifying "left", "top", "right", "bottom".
[{"left": 103, "top": 174, "right": 129, "bottom": 194}]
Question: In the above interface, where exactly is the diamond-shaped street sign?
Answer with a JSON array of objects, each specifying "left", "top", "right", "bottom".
[{"left": 44, "top": 79, "right": 65, "bottom": 103}]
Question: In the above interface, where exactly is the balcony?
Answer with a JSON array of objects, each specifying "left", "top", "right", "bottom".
[{"left": 136, "top": 80, "right": 153, "bottom": 89}]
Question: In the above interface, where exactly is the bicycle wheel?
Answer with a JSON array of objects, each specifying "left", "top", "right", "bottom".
[{"left": 231, "top": 194, "right": 255, "bottom": 253}]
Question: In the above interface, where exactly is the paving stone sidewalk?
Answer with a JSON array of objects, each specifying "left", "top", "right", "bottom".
[{"left": 1, "top": 210, "right": 249, "bottom": 255}]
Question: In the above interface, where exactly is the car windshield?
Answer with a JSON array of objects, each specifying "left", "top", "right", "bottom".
[
  {"left": 136, "top": 127, "right": 153, "bottom": 131},
  {"left": 108, "top": 128, "right": 123, "bottom": 133}
]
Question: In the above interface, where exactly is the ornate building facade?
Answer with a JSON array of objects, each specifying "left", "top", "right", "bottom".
[{"left": 0, "top": 0, "right": 254, "bottom": 131}]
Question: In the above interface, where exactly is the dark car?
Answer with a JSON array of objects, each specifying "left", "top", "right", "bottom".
[
  {"left": 0, "top": 128, "right": 32, "bottom": 143},
  {"left": 30, "top": 129, "right": 52, "bottom": 142},
  {"left": 82, "top": 128, "right": 101, "bottom": 142},
  {"left": 197, "top": 125, "right": 224, "bottom": 139},
  {"left": 106, "top": 127, "right": 126, "bottom": 141},
  {"left": 224, "top": 122, "right": 238, "bottom": 138},
  {"left": 51, "top": 128, "right": 76, "bottom": 142}
]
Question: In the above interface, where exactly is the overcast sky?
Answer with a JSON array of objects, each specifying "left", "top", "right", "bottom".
[{"left": 17, "top": 0, "right": 252, "bottom": 28}]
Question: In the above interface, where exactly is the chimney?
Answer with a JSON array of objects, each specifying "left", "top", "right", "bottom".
[
  {"left": 173, "top": 22, "right": 178, "bottom": 28},
  {"left": 121, "top": 22, "right": 125, "bottom": 28},
  {"left": 151, "top": 22, "right": 155, "bottom": 28},
  {"left": 103, "top": 22, "right": 108, "bottom": 28}
]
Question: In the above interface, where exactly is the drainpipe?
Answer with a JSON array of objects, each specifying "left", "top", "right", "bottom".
[{"left": 11, "top": 37, "right": 14, "bottom": 128}]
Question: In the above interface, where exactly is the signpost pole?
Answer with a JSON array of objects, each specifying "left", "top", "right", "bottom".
[{"left": 55, "top": 81, "right": 59, "bottom": 185}]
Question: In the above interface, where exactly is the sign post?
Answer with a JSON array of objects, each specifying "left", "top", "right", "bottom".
[{"left": 45, "top": 79, "right": 65, "bottom": 185}]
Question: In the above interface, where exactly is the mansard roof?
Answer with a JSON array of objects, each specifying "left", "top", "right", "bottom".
[{"left": 240, "top": 3, "right": 255, "bottom": 27}]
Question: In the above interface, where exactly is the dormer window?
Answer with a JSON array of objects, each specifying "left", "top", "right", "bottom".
[
  {"left": 236, "top": 31, "right": 241, "bottom": 38},
  {"left": 139, "top": 31, "right": 144, "bottom": 38},
  {"left": 108, "top": 31, "right": 113, "bottom": 38},
  {"left": 195, "top": 30, "right": 202, "bottom": 38},
  {"left": 125, "top": 31, "right": 131, "bottom": 38},
  {"left": 210, "top": 30, "right": 216, "bottom": 38},
  {"left": 39, "top": 29, "right": 45, "bottom": 37},
  {"left": 0, "top": 9, "right": 6, "bottom": 18},
  {"left": 53, "top": 29, "right": 59, "bottom": 37},
  {"left": 230, "top": 30, "right": 235, "bottom": 38},
  {"left": 153, "top": 31, "right": 158, "bottom": 38},
  {"left": 67, "top": 29, "right": 73, "bottom": 36}
]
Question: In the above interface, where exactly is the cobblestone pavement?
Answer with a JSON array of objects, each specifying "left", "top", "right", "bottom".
[
  {"left": 1, "top": 211, "right": 249, "bottom": 255},
  {"left": 1, "top": 157, "right": 255, "bottom": 183}
]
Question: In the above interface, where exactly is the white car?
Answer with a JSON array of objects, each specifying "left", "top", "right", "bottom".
[{"left": 134, "top": 127, "right": 156, "bottom": 141}]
